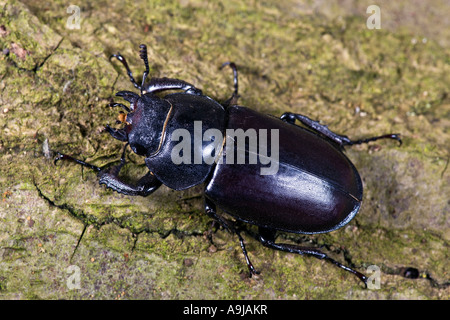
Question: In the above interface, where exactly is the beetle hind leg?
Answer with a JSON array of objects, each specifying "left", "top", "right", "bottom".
[
  {"left": 205, "top": 199, "right": 259, "bottom": 277},
  {"left": 257, "top": 227, "right": 368, "bottom": 287},
  {"left": 280, "top": 112, "right": 402, "bottom": 148}
]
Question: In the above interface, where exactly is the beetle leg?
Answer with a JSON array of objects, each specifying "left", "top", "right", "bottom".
[
  {"left": 55, "top": 145, "right": 162, "bottom": 197},
  {"left": 111, "top": 45, "right": 203, "bottom": 95},
  {"left": 256, "top": 227, "right": 368, "bottom": 287},
  {"left": 54, "top": 152, "right": 101, "bottom": 172},
  {"left": 339, "top": 133, "right": 402, "bottom": 147},
  {"left": 205, "top": 199, "right": 259, "bottom": 277},
  {"left": 142, "top": 77, "right": 203, "bottom": 95},
  {"left": 220, "top": 62, "right": 240, "bottom": 107},
  {"left": 112, "top": 45, "right": 203, "bottom": 95},
  {"left": 98, "top": 144, "right": 162, "bottom": 197},
  {"left": 280, "top": 112, "right": 402, "bottom": 147},
  {"left": 98, "top": 164, "right": 162, "bottom": 197}
]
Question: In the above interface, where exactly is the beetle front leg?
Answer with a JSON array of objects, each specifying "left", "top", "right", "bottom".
[
  {"left": 97, "top": 163, "right": 162, "bottom": 197},
  {"left": 256, "top": 227, "right": 368, "bottom": 287},
  {"left": 280, "top": 112, "right": 402, "bottom": 147},
  {"left": 54, "top": 152, "right": 102, "bottom": 172},
  {"left": 111, "top": 44, "right": 202, "bottom": 96},
  {"left": 205, "top": 199, "right": 259, "bottom": 277},
  {"left": 220, "top": 61, "right": 240, "bottom": 107},
  {"left": 143, "top": 77, "right": 203, "bottom": 95},
  {"left": 95, "top": 144, "right": 162, "bottom": 197},
  {"left": 55, "top": 145, "right": 162, "bottom": 197}
]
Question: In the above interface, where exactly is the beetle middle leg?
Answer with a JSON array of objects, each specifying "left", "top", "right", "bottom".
[
  {"left": 256, "top": 227, "right": 368, "bottom": 287},
  {"left": 280, "top": 112, "right": 402, "bottom": 147},
  {"left": 55, "top": 144, "right": 162, "bottom": 197},
  {"left": 205, "top": 199, "right": 259, "bottom": 277}
]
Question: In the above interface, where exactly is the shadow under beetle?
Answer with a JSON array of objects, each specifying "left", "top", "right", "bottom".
[{"left": 55, "top": 44, "right": 401, "bottom": 287}]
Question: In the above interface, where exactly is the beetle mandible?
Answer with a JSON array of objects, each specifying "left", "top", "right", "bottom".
[{"left": 55, "top": 44, "right": 401, "bottom": 287}]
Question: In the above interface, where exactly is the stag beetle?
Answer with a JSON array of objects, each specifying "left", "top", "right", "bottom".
[{"left": 55, "top": 44, "right": 401, "bottom": 287}]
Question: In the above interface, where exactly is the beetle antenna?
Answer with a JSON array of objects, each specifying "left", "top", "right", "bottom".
[
  {"left": 139, "top": 44, "right": 150, "bottom": 93},
  {"left": 110, "top": 53, "right": 141, "bottom": 90}
]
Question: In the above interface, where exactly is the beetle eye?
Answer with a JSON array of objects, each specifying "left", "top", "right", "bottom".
[{"left": 131, "top": 143, "right": 146, "bottom": 156}]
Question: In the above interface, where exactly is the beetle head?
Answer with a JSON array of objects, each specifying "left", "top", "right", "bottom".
[
  {"left": 109, "top": 44, "right": 171, "bottom": 157},
  {"left": 115, "top": 91, "right": 172, "bottom": 157}
]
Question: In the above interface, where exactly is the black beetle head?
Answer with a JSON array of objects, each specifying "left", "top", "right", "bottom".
[{"left": 117, "top": 92, "right": 172, "bottom": 157}]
